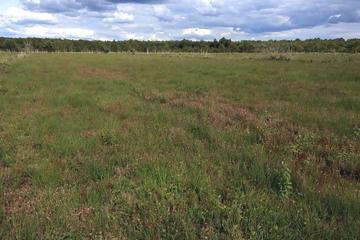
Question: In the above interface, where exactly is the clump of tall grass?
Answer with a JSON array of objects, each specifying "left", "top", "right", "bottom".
[
  {"left": 353, "top": 126, "right": 360, "bottom": 141},
  {"left": 100, "top": 130, "right": 117, "bottom": 146},
  {"left": 272, "top": 162, "right": 293, "bottom": 199},
  {"left": 0, "top": 63, "right": 9, "bottom": 73},
  {"left": 0, "top": 52, "right": 30, "bottom": 72},
  {"left": 0, "top": 147, "right": 14, "bottom": 167},
  {"left": 279, "top": 162, "right": 293, "bottom": 199},
  {"left": 264, "top": 52, "right": 291, "bottom": 61}
]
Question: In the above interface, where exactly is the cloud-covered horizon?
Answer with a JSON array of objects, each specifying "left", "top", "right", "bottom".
[{"left": 0, "top": 0, "right": 360, "bottom": 40}]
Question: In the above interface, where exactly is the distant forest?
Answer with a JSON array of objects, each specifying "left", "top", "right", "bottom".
[{"left": 1, "top": 37, "right": 360, "bottom": 53}]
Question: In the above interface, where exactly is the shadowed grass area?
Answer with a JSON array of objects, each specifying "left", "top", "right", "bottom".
[{"left": 0, "top": 53, "right": 359, "bottom": 239}]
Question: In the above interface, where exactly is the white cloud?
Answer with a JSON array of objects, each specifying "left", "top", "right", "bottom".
[
  {"left": 183, "top": 28, "right": 212, "bottom": 36},
  {"left": 328, "top": 14, "right": 342, "bottom": 24},
  {"left": 103, "top": 7, "right": 134, "bottom": 23},
  {"left": 23, "top": 0, "right": 40, "bottom": 4},
  {"left": 273, "top": 15, "right": 292, "bottom": 25},
  {"left": 19, "top": 26, "right": 94, "bottom": 39},
  {"left": 0, "top": 16, "right": 5, "bottom": 28},
  {"left": 260, "top": 22, "right": 360, "bottom": 40},
  {"left": 153, "top": 5, "right": 173, "bottom": 22},
  {"left": 194, "top": 0, "right": 219, "bottom": 16},
  {"left": 121, "top": 31, "right": 144, "bottom": 40},
  {"left": 5, "top": 7, "right": 58, "bottom": 24}
]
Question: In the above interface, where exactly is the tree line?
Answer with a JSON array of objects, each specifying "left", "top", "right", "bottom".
[{"left": 0, "top": 37, "right": 359, "bottom": 53}]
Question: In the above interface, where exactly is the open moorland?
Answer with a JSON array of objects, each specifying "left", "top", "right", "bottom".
[{"left": 0, "top": 52, "right": 359, "bottom": 239}]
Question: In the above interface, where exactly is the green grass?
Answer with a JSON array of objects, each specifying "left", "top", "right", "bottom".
[{"left": 0, "top": 52, "right": 359, "bottom": 239}]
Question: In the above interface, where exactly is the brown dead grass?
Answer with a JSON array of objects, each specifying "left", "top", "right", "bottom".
[
  {"left": 261, "top": 115, "right": 302, "bottom": 153},
  {"left": 114, "top": 167, "right": 127, "bottom": 178},
  {"left": 62, "top": 106, "right": 76, "bottom": 119},
  {"left": 22, "top": 104, "right": 45, "bottom": 118},
  {"left": 208, "top": 101, "right": 257, "bottom": 128},
  {"left": 80, "top": 130, "right": 97, "bottom": 138},
  {"left": 77, "top": 64, "right": 125, "bottom": 81},
  {"left": 139, "top": 89, "right": 258, "bottom": 128},
  {"left": 4, "top": 182, "right": 36, "bottom": 215},
  {"left": 139, "top": 89, "right": 360, "bottom": 187},
  {"left": 138, "top": 89, "right": 358, "bottom": 185},
  {"left": 168, "top": 127, "right": 187, "bottom": 140},
  {"left": 103, "top": 102, "right": 122, "bottom": 114},
  {"left": 72, "top": 206, "right": 94, "bottom": 222}
]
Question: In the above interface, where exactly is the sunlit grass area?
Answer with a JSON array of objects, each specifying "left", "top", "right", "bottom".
[{"left": 0, "top": 53, "right": 359, "bottom": 239}]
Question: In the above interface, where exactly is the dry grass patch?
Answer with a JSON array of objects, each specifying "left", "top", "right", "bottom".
[
  {"left": 61, "top": 106, "right": 76, "bottom": 119},
  {"left": 139, "top": 89, "right": 257, "bottom": 127},
  {"left": 21, "top": 101, "right": 46, "bottom": 118},
  {"left": 72, "top": 206, "right": 94, "bottom": 222},
  {"left": 102, "top": 102, "right": 123, "bottom": 114},
  {"left": 4, "top": 182, "right": 36, "bottom": 215},
  {"left": 142, "top": 90, "right": 360, "bottom": 188},
  {"left": 207, "top": 101, "right": 257, "bottom": 128},
  {"left": 80, "top": 130, "right": 97, "bottom": 138},
  {"left": 77, "top": 64, "right": 125, "bottom": 81}
]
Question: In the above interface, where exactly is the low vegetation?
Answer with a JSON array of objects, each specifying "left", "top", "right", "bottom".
[{"left": 0, "top": 53, "right": 359, "bottom": 239}]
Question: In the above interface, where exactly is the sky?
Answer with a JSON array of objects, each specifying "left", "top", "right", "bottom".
[{"left": 0, "top": 0, "right": 360, "bottom": 41}]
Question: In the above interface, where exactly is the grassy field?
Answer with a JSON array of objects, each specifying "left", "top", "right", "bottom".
[{"left": 0, "top": 52, "right": 359, "bottom": 239}]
